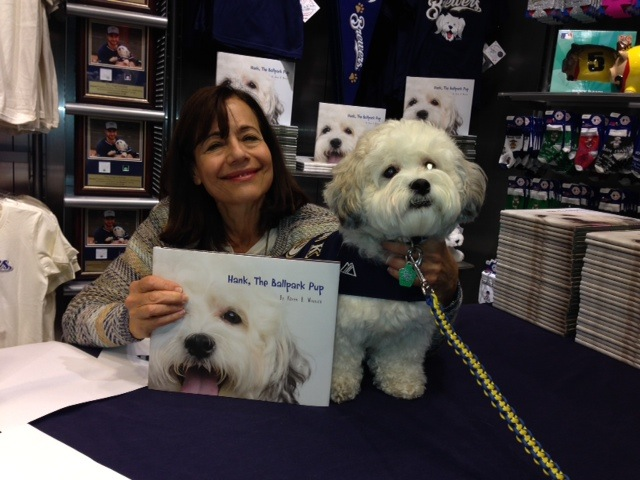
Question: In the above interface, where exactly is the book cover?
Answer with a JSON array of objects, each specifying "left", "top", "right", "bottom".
[
  {"left": 313, "top": 102, "right": 385, "bottom": 164},
  {"left": 215, "top": 52, "right": 295, "bottom": 126},
  {"left": 500, "top": 207, "right": 640, "bottom": 231},
  {"left": 549, "top": 30, "right": 637, "bottom": 93},
  {"left": 148, "top": 247, "right": 340, "bottom": 407},
  {"left": 402, "top": 76, "right": 475, "bottom": 136}
]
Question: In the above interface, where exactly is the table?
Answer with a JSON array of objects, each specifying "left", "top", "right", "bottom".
[{"left": 33, "top": 304, "right": 640, "bottom": 479}]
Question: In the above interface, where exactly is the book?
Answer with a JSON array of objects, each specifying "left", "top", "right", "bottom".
[
  {"left": 493, "top": 208, "right": 640, "bottom": 336},
  {"left": 549, "top": 30, "right": 637, "bottom": 93},
  {"left": 402, "top": 76, "right": 475, "bottom": 136},
  {"left": 148, "top": 247, "right": 340, "bottom": 407},
  {"left": 215, "top": 52, "right": 295, "bottom": 126},
  {"left": 312, "top": 102, "right": 385, "bottom": 164}
]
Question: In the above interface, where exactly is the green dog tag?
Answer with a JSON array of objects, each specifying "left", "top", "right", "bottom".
[{"left": 399, "top": 262, "right": 417, "bottom": 287}]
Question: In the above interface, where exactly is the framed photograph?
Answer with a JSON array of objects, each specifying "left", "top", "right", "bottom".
[
  {"left": 78, "top": 19, "right": 157, "bottom": 108},
  {"left": 75, "top": 116, "right": 153, "bottom": 196},
  {"left": 78, "top": 208, "right": 142, "bottom": 277},
  {"left": 72, "top": 0, "right": 158, "bottom": 14}
]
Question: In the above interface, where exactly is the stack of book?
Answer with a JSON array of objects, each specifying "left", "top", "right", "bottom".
[
  {"left": 575, "top": 229, "right": 640, "bottom": 369},
  {"left": 492, "top": 208, "right": 640, "bottom": 336},
  {"left": 453, "top": 135, "right": 477, "bottom": 162},
  {"left": 295, "top": 156, "right": 334, "bottom": 174},
  {"left": 273, "top": 124, "right": 299, "bottom": 171}
]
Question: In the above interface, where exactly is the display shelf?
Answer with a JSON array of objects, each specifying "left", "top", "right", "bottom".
[
  {"left": 64, "top": 194, "right": 159, "bottom": 209},
  {"left": 498, "top": 92, "right": 640, "bottom": 109}
]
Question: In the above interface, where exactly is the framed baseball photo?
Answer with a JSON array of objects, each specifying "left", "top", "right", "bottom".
[
  {"left": 78, "top": 208, "right": 142, "bottom": 277},
  {"left": 75, "top": 116, "right": 153, "bottom": 196},
  {"left": 72, "top": 0, "right": 158, "bottom": 14},
  {"left": 78, "top": 19, "right": 157, "bottom": 108}
]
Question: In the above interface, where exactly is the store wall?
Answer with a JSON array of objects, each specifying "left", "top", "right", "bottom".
[
  {"left": 174, "top": 1, "right": 552, "bottom": 301},
  {"left": 47, "top": 0, "right": 638, "bottom": 303}
]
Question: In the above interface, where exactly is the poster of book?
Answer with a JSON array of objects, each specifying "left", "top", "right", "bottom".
[
  {"left": 311, "top": 102, "right": 386, "bottom": 165},
  {"left": 215, "top": 52, "right": 295, "bottom": 126},
  {"left": 402, "top": 76, "right": 475, "bottom": 136},
  {"left": 549, "top": 30, "right": 637, "bottom": 93},
  {"left": 149, "top": 247, "right": 340, "bottom": 407}
]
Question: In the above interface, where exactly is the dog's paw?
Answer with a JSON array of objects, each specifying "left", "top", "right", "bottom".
[
  {"left": 330, "top": 376, "right": 361, "bottom": 404},
  {"left": 374, "top": 369, "right": 426, "bottom": 400}
]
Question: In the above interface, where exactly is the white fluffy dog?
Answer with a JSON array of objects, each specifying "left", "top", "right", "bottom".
[
  {"left": 313, "top": 107, "right": 363, "bottom": 163},
  {"left": 217, "top": 63, "right": 284, "bottom": 125},
  {"left": 115, "top": 45, "right": 141, "bottom": 67},
  {"left": 114, "top": 139, "right": 130, "bottom": 157},
  {"left": 435, "top": 13, "right": 466, "bottom": 42},
  {"left": 402, "top": 87, "right": 463, "bottom": 135},
  {"left": 322, "top": 119, "right": 486, "bottom": 403},
  {"left": 148, "top": 277, "right": 311, "bottom": 404}
]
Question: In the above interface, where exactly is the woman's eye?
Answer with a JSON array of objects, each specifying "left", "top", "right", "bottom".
[
  {"left": 206, "top": 142, "right": 223, "bottom": 152},
  {"left": 222, "top": 309, "right": 243, "bottom": 325},
  {"left": 383, "top": 166, "right": 398, "bottom": 178}
]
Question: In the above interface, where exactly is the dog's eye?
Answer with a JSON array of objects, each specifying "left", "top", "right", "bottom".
[
  {"left": 247, "top": 81, "right": 258, "bottom": 90},
  {"left": 321, "top": 126, "right": 331, "bottom": 134},
  {"left": 408, "top": 98, "right": 417, "bottom": 107},
  {"left": 382, "top": 166, "right": 399, "bottom": 178},
  {"left": 430, "top": 99, "right": 441, "bottom": 107},
  {"left": 222, "top": 309, "right": 243, "bottom": 325},
  {"left": 424, "top": 161, "right": 435, "bottom": 170},
  {"left": 344, "top": 128, "right": 354, "bottom": 135}
]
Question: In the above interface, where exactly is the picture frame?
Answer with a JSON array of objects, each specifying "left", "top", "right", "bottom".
[
  {"left": 74, "top": 116, "right": 153, "bottom": 196},
  {"left": 78, "top": 19, "right": 157, "bottom": 108},
  {"left": 77, "top": 208, "right": 143, "bottom": 277},
  {"left": 72, "top": 0, "right": 158, "bottom": 14}
]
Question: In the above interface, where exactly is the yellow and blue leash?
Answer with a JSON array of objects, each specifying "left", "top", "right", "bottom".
[{"left": 404, "top": 247, "right": 569, "bottom": 480}]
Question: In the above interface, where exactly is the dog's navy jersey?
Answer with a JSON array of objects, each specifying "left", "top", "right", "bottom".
[{"left": 287, "top": 231, "right": 425, "bottom": 302}]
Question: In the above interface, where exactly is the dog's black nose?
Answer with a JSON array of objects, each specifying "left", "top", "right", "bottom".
[
  {"left": 416, "top": 110, "right": 429, "bottom": 121},
  {"left": 330, "top": 138, "right": 342, "bottom": 149},
  {"left": 410, "top": 179, "right": 430, "bottom": 196},
  {"left": 185, "top": 334, "right": 215, "bottom": 360}
]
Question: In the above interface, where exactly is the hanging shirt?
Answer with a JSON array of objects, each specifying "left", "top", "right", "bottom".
[
  {"left": 0, "top": 0, "right": 60, "bottom": 133},
  {"left": 0, "top": 197, "right": 79, "bottom": 348}
]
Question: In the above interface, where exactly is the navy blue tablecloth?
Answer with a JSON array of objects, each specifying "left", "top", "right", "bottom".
[{"left": 33, "top": 304, "right": 640, "bottom": 479}]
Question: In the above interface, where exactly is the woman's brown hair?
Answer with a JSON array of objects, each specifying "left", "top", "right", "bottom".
[{"left": 159, "top": 84, "right": 309, "bottom": 250}]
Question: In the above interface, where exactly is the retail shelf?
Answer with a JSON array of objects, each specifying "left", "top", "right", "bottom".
[
  {"left": 65, "top": 103, "right": 165, "bottom": 122},
  {"left": 64, "top": 195, "right": 159, "bottom": 209},
  {"left": 66, "top": 3, "right": 168, "bottom": 29},
  {"left": 498, "top": 92, "right": 640, "bottom": 109}
]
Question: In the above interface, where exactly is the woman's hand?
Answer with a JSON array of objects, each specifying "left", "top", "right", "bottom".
[
  {"left": 383, "top": 239, "right": 459, "bottom": 306},
  {"left": 125, "top": 275, "right": 188, "bottom": 340}
]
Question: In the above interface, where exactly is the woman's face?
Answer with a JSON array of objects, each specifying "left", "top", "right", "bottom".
[{"left": 192, "top": 97, "right": 273, "bottom": 209}]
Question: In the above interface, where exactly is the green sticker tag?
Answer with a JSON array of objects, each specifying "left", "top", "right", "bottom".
[{"left": 399, "top": 262, "right": 416, "bottom": 287}]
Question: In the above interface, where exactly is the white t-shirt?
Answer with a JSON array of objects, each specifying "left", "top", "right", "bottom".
[
  {"left": 0, "top": 0, "right": 59, "bottom": 132},
  {"left": 0, "top": 198, "right": 79, "bottom": 348}
]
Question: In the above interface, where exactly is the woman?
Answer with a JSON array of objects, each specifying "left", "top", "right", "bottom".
[{"left": 62, "top": 85, "right": 460, "bottom": 347}]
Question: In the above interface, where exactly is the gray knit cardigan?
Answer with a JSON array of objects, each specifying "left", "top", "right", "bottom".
[{"left": 62, "top": 199, "right": 340, "bottom": 347}]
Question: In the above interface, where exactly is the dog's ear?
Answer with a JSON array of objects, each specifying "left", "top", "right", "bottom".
[
  {"left": 323, "top": 148, "right": 367, "bottom": 229},
  {"left": 263, "top": 332, "right": 311, "bottom": 404},
  {"left": 457, "top": 159, "right": 487, "bottom": 224},
  {"left": 449, "top": 110, "right": 463, "bottom": 136}
]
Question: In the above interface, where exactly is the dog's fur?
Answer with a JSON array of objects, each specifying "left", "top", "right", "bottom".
[
  {"left": 313, "top": 106, "right": 363, "bottom": 163},
  {"left": 323, "top": 119, "right": 486, "bottom": 403},
  {"left": 435, "top": 13, "right": 466, "bottom": 42},
  {"left": 402, "top": 87, "right": 463, "bottom": 135},
  {"left": 115, "top": 45, "right": 141, "bottom": 67},
  {"left": 114, "top": 139, "right": 129, "bottom": 157},
  {"left": 148, "top": 275, "right": 311, "bottom": 404},
  {"left": 217, "top": 63, "right": 284, "bottom": 125}
]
